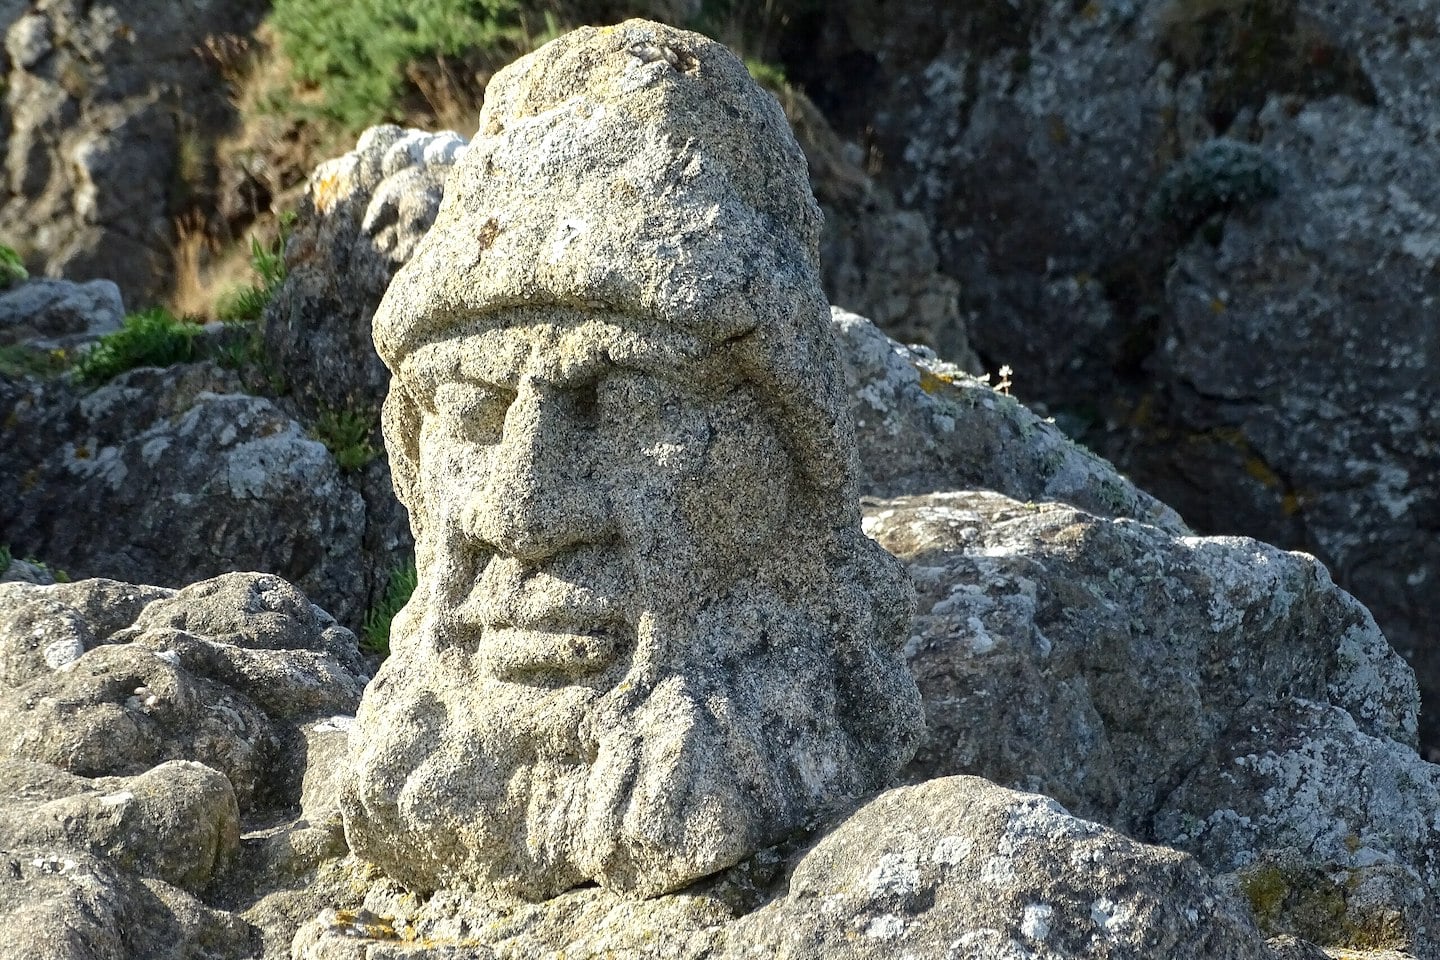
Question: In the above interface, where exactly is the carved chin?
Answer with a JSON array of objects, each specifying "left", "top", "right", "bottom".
[{"left": 340, "top": 612, "right": 874, "bottom": 901}]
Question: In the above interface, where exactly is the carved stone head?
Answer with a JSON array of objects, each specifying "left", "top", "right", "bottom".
[{"left": 343, "top": 19, "right": 923, "bottom": 901}]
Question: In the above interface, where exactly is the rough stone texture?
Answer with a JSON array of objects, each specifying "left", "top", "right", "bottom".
[
  {"left": 781, "top": 88, "right": 980, "bottom": 367},
  {"left": 1127, "top": 91, "right": 1440, "bottom": 750},
  {"left": 0, "top": 0, "right": 267, "bottom": 305},
  {"left": 296, "top": 777, "right": 1285, "bottom": 960},
  {"left": 342, "top": 20, "right": 923, "bottom": 903},
  {"left": 0, "top": 362, "right": 369, "bottom": 625},
  {"left": 865, "top": 491, "right": 1437, "bottom": 954},
  {"left": 266, "top": 125, "right": 467, "bottom": 425},
  {"left": 833, "top": 306, "right": 1184, "bottom": 529},
  {"left": 0, "top": 277, "right": 122, "bottom": 350},
  {"left": 0, "top": 846, "right": 253, "bottom": 960},
  {"left": 0, "top": 573, "right": 368, "bottom": 811},
  {"left": 797, "top": 0, "right": 1440, "bottom": 750},
  {"left": 0, "top": 759, "right": 239, "bottom": 892}
]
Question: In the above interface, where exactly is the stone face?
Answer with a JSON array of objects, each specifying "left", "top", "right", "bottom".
[
  {"left": 342, "top": 20, "right": 923, "bottom": 902},
  {"left": 866, "top": 491, "right": 1437, "bottom": 954}
]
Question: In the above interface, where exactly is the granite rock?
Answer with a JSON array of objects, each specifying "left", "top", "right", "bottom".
[
  {"left": 0, "top": 0, "right": 267, "bottom": 304},
  {"left": 296, "top": 777, "right": 1287, "bottom": 960},
  {"left": 0, "top": 573, "right": 368, "bottom": 811},
  {"left": 866, "top": 490, "right": 1437, "bottom": 954},
  {"left": 0, "top": 363, "right": 369, "bottom": 625}
]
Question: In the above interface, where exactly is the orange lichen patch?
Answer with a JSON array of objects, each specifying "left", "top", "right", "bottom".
[
  {"left": 312, "top": 170, "right": 347, "bottom": 215},
  {"left": 476, "top": 217, "right": 501, "bottom": 253},
  {"left": 916, "top": 367, "right": 958, "bottom": 395},
  {"left": 1282, "top": 491, "right": 1305, "bottom": 516},
  {"left": 1210, "top": 296, "right": 1227, "bottom": 314}
]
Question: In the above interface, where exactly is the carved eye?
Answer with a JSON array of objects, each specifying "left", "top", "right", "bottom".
[{"left": 432, "top": 381, "right": 513, "bottom": 445}]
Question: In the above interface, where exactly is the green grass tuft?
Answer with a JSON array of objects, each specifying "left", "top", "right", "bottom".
[
  {"left": 311, "top": 405, "right": 379, "bottom": 471},
  {"left": 73, "top": 307, "right": 200, "bottom": 386},
  {"left": 0, "top": 244, "right": 27, "bottom": 289},
  {"left": 362, "top": 559, "right": 418, "bottom": 657},
  {"left": 268, "top": 0, "right": 533, "bottom": 128},
  {"left": 0, "top": 344, "right": 70, "bottom": 379}
]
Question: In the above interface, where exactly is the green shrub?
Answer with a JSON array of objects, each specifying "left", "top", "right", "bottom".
[
  {"left": 269, "top": 0, "right": 535, "bottom": 128},
  {"left": 73, "top": 307, "right": 200, "bottom": 386},
  {"left": 362, "top": 559, "right": 418, "bottom": 657},
  {"left": 0, "top": 244, "right": 27, "bottom": 289},
  {"left": 311, "top": 405, "right": 379, "bottom": 470},
  {"left": 1148, "top": 138, "right": 1281, "bottom": 233},
  {"left": 216, "top": 213, "right": 295, "bottom": 392}
]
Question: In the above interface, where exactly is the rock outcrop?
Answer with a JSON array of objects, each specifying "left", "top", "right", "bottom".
[
  {"left": 0, "top": 363, "right": 369, "bottom": 625},
  {"left": 798, "top": 0, "right": 1440, "bottom": 749},
  {"left": 1, "top": 15, "right": 1436, "bottom": 960},
  {"left": 867, "top": 491, "right": 1438, "bottom": 953},
  {"left": 0, "top": 0, "right": 267, "bottom": 305},
  {"left": 0, "top": 572, "right": 371, "bottom": 959}
]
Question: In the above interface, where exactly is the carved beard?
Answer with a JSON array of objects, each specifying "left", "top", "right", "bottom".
[{"left": 340, "top": 579, "right": 908, "bottom": 901}]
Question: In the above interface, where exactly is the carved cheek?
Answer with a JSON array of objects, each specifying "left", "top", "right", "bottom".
[{"left": 676, "top": 400, "right": 792, "bottom": 560}]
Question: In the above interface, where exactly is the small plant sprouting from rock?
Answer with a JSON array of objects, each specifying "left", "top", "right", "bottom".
[
  {"left": 1148, "top": 138, "right": 1282, "bottom": 234},
  {"left": 311, "top": 405, "right": 379, "bottom": 471},
  {"left": 0, "top": 243, "right": 27, "bottom": 289},
  {"left": 218, "top": 211, "right": 294, "bottom": 327},
  {"left": 977, "top": 363, "right": 1015, "bottom": 396},
  {"left": 0, "top": 544, "right": 10, "bottom": 572},
  {"left": 362, "top": 558, "right": 417, "bottom": 658},
  {"left": 216, "top": 212, "right": 294, "bottom": 389},
  {"left": 73, "top": 307, "right": 201, "bottom": 386}
]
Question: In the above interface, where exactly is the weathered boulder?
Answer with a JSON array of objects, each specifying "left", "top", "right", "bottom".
[
  {"left": 266, "top": 125, "right": 467, "bottom": 425},
  {"left": 0, "top": 363, "right": 369, "bottom": 624},
  {"left": 295, "top": 776, "right": 1287, "bottom": 960},
  {"left": 0, "top": 846, "right": 253, "bottom": 960},
  {"left": 0, "top": 277, "right": 122, "bottom": 350},
  {"left": 834, "top": 305, "right": 1183, "bottom": 529},
  {"left": 0, "top": 0, "right": 267, "bottom": 305},
  {"left": 0, "top": 573, "right": 368, "bottom": 811},
  {"left": 797, "top": 0, "right": 1440, "bottom": 750},
  {"left": 0, "top": 759, "right": 239, "bottom": 892},
  {"left": 865, "top": 490, "right": 1437, "bottom": 954}
]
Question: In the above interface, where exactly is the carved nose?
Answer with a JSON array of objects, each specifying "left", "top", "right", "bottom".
[{"left": 462, "top": 380, "right": 608, "bottom": 561}]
